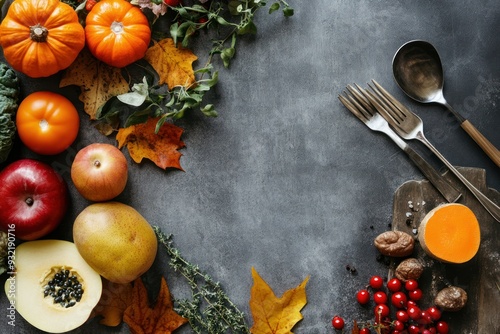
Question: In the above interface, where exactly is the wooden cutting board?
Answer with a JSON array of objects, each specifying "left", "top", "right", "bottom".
[{"left": 390, "top": 167, "right": 499, "bottom": 333}]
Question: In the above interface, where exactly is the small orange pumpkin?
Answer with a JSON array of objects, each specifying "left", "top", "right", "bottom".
[
  {"left": 85, "top": 0, "right": 151, "bottom": 68},
  {"left": 0, "top": 0, "right": 85, "bottom": 78}
]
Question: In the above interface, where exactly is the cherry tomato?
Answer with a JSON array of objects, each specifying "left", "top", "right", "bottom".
[
  {"left": 387, "top": 278, "right": 402, "bottom": 292},
  {"left": 396, "top": 309, "right": 409, "bottom": 323},
  {"left": 419, "top": 310, "right": 432, "bottom": 325},
  {"left": 427, "top": 306, "right": 442, "bottom": 321},
  {"left": 391, "top": 291, "right": 407, "bottom": 308},
  {"left": 408, "top": 325, "right": 420, "bottom": 334},
  {"left": 436, "top": 321, "right": 449, "bottom": 334},
  {"left": 394, "top": 320, "right": 405, "bottom": 331},
  {"left": 407, "top": 300, "right": 418, "bottom": 307},
  {"left": 369, "top": 275, "right": 384, "bottom": 289},
  {"left": 331, "top": 315, "right": 344, "bottom": 330},
  {"left": 407, "top": 305, "right": 421, "bottom": 320},
  {"left": 405, "top": 279, "right": 419, "bottom": 291},
  {"left": 373, "top": 291, "right": 388, "bottom": 304},
  {"left": 359, "top": 328, "right": 371, "bottom": 334},
  {"left": 409, "top": 288, "right": 423, "bottom": 301},
  {"left": 16, "top": 91, "right": 80, "bottom": 155},
  {"left": 374, "top": 304, "right": 390, "bottom": 322},
  {"left": 356, "top": 289, "right": 370, "bottom": 305}
]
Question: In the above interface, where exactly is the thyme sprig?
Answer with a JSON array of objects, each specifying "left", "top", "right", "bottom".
[{"left": 154, "top": 226, "right": 250, "bottom": 334}]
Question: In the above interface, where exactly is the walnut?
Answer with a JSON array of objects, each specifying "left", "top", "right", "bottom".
[
  {"left": 434, "top": 286, "right": 468, "bottom": 311},
  {"left": 394, "top": 258, "right": 424, "bottom": 282},
  {"left": 374, "top": 231, "right": 414, "bottom": 257}
]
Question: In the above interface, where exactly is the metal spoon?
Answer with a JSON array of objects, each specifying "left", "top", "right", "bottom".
[{"left": 392, "top": 40, "right": 500, "bottom": 167}]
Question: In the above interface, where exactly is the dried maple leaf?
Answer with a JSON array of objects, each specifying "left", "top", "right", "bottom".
[
  {"left": 144, "top": 38, "right": 198, "bottom": 89},
  {"left": 91, "top": 279, "right": 134, "bottom": 326},
  {"left": 249, "top": 267, "right": 309, "bottom": 334},
  {"left": 59, "top": 48, "right": 129, "bottom": 119},
  {"left": 116, "top": 117, "right": 185, "bottom": 170},
  {"left": 123, "top": 277, "right": 188, "bottom": 334},
  {"left": 352, "top": 320, "right": 360, "bottom": 334}
]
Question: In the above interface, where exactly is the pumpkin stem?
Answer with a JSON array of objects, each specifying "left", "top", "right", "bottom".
[
  {"left": 30, "top": 23, "right": 49, "bottom": 42},
  {"left": 111, "top": 21, "right": 124, "bottom": 34}
]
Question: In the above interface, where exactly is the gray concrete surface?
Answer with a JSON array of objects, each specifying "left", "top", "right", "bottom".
[{"left": 1, "top": 0, "right": 499, "bottom": 333}]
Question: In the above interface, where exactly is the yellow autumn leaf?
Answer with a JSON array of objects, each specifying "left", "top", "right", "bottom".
[
  {"left": 116, "top": 117, "right": 185, "bottom": 170},
  {"left": 144, "top": 38, "right": 198, "bottom": 89},
  {"left": 249, "top": 267, "right": 309, "bottom": 334},
  {"left": 59, "top": 48, "right": 129, "bottom": 120}
]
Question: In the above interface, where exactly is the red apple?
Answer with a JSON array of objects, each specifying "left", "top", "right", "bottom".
[
  {"left": 0, "top": 159, "right": 68, "bottom": 240},
  {"left": 71, "top": 143, "right": 128, "bottom": 202}
]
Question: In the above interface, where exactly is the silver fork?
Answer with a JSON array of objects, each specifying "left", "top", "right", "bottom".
[
  {"left": 366, "top": 80, "right": 500, "bottom": 222},
  {"left": 339, "top": 85, "right": 461, "bottom": 203}
]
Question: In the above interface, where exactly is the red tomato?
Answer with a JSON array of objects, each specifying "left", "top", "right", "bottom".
[{"left": 16, "top": 91, "right": 80, "bottom": 155}]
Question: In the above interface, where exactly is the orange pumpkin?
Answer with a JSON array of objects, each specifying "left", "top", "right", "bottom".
[
  {"left": 0, "top": 0, "right": 85, "bottom": 78},
  {"left": 85, "top": 0, "right": 151, "bottom": 68}
]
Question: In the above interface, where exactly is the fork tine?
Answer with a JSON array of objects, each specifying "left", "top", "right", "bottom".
[
  {"left": 352, "top": 85, "right": 399, "bottom": 126},
  {"left": 366, "top": 84, "right": 403, "bottom": 124},
  {"left": 339, "top": 85, "right": 375, "bottom": 123},
  {"left": 363, "top": 85, "right": 408, "bottom": 132},
  {"left": 346, "top": 84, "right": 374, "bottom": 117},
  {"left": 338, "top": 93, "right": 369, "bottom": 123},
  {"left": 370, "top": 80, "right": 408, "bottom": 122}
]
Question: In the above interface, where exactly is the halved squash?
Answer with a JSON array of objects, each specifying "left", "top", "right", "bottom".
[
  {"left": 4, "top": 240, "right": 102, "bottom": 333},
  {"left": 418, "top": 203, "right": 480, "bottom": 264}
]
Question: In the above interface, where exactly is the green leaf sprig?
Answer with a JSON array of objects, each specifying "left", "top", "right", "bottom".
[
  {"left": 97, "top": 0, "right": 293, "bottom": 130},
  {"left": 97, "top": 62, "right": 219, "bottom": 132},
  {"left": 154, "top": 226, "right": 250, "bottom": 334},
  {"left": 171, "top": 0, "right": 293, "bottom": 68}
]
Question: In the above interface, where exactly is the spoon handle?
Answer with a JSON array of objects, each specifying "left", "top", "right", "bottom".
[{"left": 460, "top": 120, "right": 500, "bottom": 167}]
